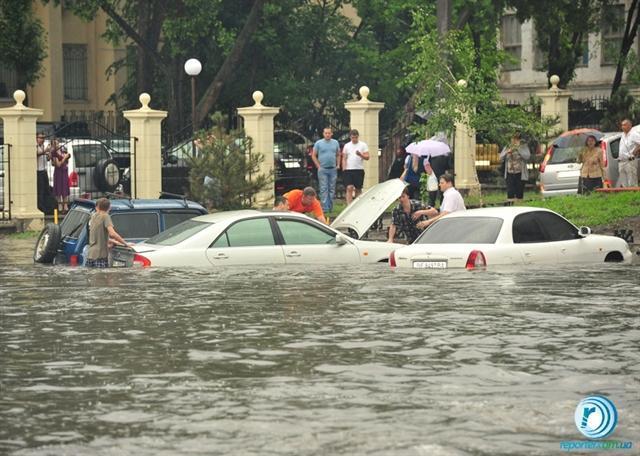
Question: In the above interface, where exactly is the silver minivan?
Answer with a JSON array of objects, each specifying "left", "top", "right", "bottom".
[{"left": 538, "top": 130, "right": 625, "bottom": 196}]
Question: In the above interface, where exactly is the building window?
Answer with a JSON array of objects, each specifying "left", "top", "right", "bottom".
[
  {"left": 0, "top": 64, "right": 19, "bottom": 98},
  {"left": 63, "top": 44, "right": 88, "bottom": 100},
  {"left": 576, "top": 36, "right": 590, "bottom": 68},
  {"left": 602, "top": 4, "right": 625, "bottom": 65},
  {"left": 501, "top": 14, "right": 522, "bottom": 71}
]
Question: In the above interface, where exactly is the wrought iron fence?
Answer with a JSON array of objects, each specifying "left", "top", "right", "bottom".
[
  {"left": 44, "top": 121, "right": 134, "bottom": 202},
  {"left": 62, "top": 110, "right": 128, "bottom": 135},
  {"left": 0, "top": 143, "right": 10, "bottom": 220},
  {"left": 569, "top": 96, "right": 608, "bottom": 130}
]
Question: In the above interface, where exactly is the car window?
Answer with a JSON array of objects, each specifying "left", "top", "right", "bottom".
[
  {"left": 609, "top": 139, "right": 620, "bottom": 159},
  {"left": 549, "top": 146, "right": 581, "bottom": 164},
  {"left": 60, "top": 209, "right": 91, "bottom": 238},
  {"left": 512, "top": 213, "right": 548, "bottom": 243},
  {"left": 219, "top": 218, "right": 275, "bottom": 247},
  {"left": 111, "top": 212, "right": 160, "bottom": 239},
  {"left": 146, "top": 220, "right": 211, "bottom": 246},
  {"left": 276, "top": 219, "right": 336, "bottom": 245},
  {"left": 415, "top": 217, "right": 503, "bottom": 244},
  {"left": 73, "top": 143, "right": 110, "bottom": 167},
  {"left": 163, "top": 210, "right": 204, "bottom": 229},
  {"left": 535, "top": 211, "right": 578, "bottom": 241}
]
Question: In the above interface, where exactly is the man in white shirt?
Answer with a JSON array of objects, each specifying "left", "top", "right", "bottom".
[
  {"left": 617, "top": 119, "right": 640, "bottom": 187},
  {"left": 413, "top": 174, "right": 466, "bottom": 229},
  {"left": 341, "top": 129, "right": 370, "bottom": 204}
]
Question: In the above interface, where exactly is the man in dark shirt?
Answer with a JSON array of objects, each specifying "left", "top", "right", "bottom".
[
  {"left": 387, "top": 145, "right": 407, "bottom": 180},
  {"left": 387, "top": 187, "right": 429, "bottom": 243}
]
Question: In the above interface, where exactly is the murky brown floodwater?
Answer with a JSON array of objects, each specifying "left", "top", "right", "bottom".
[{"left": 1, "top": 237, "right": 639, "bottom": 455}]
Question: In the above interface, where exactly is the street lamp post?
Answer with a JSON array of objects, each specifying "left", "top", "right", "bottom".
[{"left": 184, "top": 58, "right": 202, "bottom": 134}]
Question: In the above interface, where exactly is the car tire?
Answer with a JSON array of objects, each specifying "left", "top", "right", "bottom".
[
  {"left": 95, "top": 159, "right": 120, "bottom": 192},
  {"left": 33, "top": 223, "right": 61, "bottom": 264}
]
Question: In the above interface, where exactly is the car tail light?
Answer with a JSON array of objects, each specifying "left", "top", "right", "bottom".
[
  {"left": 601, "top": 140, "right": 608, "bottom": 168},
  {"left": 69, "top": 254, "right": 78, "bottom": 266},
  {"left": 539, "top": 146, "right": 553, "bottom": 173},
  {"left": 465, "top": 250, "right": 487, "bottom": 270},
  {"left": 132, "top": 254, "right": 151, "bottom": 268},
  {"left": 389, "top": 250, "right": 397, "bottom": 267},
  {"left": 69, "top": 171, "right": 79, "bottom": 187}
]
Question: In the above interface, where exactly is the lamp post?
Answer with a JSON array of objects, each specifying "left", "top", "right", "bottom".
[{"left": 184, "top": 58, "right": 202, "bottom": 134}]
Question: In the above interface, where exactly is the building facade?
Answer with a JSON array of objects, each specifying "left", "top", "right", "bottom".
[
  {"left": 498, "top": 1, "right": 639, "bottom": 102},
  {"left": 0, "top": 2, "right": 126, "bottom": 125}
]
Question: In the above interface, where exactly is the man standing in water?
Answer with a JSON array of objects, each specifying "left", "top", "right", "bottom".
[{"left": 85, "top": 198, "right": 129, "bottom": 268}]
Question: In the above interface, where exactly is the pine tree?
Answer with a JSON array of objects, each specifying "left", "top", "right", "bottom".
[{"left": 187, "top": 113, "right": 272, "bottom": 211}]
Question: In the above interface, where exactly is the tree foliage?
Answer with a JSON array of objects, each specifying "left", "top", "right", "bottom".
[
  {"left": 187, "top": 113, "right": 271, "bottom": 211},
  {"left": 0, "top": 0, "right": 47, "bottom": 89},
  {"left": 404, "top": 7, "right": 556, "bottom": 147}
]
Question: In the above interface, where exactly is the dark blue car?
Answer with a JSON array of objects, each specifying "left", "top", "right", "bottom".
[{"left": 34, "top": 198, "right": 207, "bottom": 265}]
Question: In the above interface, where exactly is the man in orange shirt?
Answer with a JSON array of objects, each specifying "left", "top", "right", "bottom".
[{"left": 283, "top": 187, "right": 327, "bottom": 224}]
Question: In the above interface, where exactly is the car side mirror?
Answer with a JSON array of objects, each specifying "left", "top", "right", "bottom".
[
  {"left": 335, "top": 233, "right": 348, "bottom": 245},
  {"left": 578, "top": 226, "right": 591, "bottom": 237}
]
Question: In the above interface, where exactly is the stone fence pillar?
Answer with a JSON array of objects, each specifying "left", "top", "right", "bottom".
[
  {"left": 453, "top": 80, "right": 480, "bottom": 196},
  {"left": 123, "top": 93, "right": 167, "bottom": 199},
  {"left": 344, "top": 86, "right": 384, "bottom": 191},
  {"left": 0, "top": 90, "right": 44, "bottom": 231},
  {"left": 237, "top": 91, "right": 280, "bottom": 207},
  {"left": 536, "top": 75, "right": 571, "bottom": 134}
]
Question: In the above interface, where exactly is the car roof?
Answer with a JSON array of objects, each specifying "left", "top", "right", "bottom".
[
  {"left": 443, "top": 206, "right": 555, "bottom": 219},
  {"left": 71, "top": 198, "right": 207, "bottom": 212},
  {"left": 191, "top": 209, "right": 314, "bottom": 223}
]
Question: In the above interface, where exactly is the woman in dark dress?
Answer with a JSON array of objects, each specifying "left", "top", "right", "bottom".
[{"left": 50, "top": 139, "right": 70, "bottom": 213}]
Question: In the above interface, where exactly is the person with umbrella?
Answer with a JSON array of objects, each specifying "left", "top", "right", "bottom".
[
  {"left": 499, "top": 132, "right": 530, "bottom": 202},
  {"left": 402, "top": 138, "right": 451, "bottom": 203}
]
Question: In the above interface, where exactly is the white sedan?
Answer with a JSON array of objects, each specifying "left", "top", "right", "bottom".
[
  {"left": 390, "top": 206, "right": 633, "bottom": 269},
  {"left": 112, "top": 180, "right": 407, "bottom": 268}
]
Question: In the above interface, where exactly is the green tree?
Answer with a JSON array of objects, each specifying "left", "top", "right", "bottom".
[
  {"left": 187, "top": 113, "right": 271, "bottom": 210},
  {"left": 404, "top": 8, "right": 556, "bottom": 146},
  {"left": 0, "top": 0, "right": 47, "bottom": 90},
  {"left": 611, "top": 1, "right": 640, "bottom": 96}
]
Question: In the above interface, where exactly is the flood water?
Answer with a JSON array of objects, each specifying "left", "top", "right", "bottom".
[{"left": 1, "top": 237, "right": 639, "bottom": 455}]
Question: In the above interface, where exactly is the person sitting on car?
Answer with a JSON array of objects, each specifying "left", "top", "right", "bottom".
[
  {"left": 414, "top": 174, "right": 466, "bottom": 230},
  {"left": 85, "top": 198, "right": 130, "bottom": 268},
  {"left": 387, "top": 187, "right": 429, "bottom": 244},
  {"left": 283, "top": 187, "right": 327, "bottom": 224},
  {"left": 273, "top": 196, "right": 289, "bottom": 211}
]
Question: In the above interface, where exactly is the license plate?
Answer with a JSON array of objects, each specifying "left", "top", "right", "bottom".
[
  {"left": 412, "top": 261, "right": 447, "bottom": 269},
  {"left": 111, "top": 259, "right": 127, "bottom": 268}
]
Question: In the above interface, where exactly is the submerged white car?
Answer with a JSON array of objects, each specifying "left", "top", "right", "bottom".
[
  {"left": 112, "top": 179, "right": 407, "bottom": 268},
  {"left": 390, "top": 207, "right": 632, "bottom": 269}
]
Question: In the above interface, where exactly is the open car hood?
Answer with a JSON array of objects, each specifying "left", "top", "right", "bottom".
[{"left": 330, "top": 179, "right": 407, "bottom": 239}]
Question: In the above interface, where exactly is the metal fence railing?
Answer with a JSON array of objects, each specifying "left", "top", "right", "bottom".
[{"left": 0, "top": 143, "right": 10, "bottom": 220}]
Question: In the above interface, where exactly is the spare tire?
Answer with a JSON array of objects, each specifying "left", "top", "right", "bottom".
[
  {"left": 95, "top": 158, "right": 120, "bottom": 192},
  {"left": 34, "top": 223, "right": 62, "bottom": 264}
]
